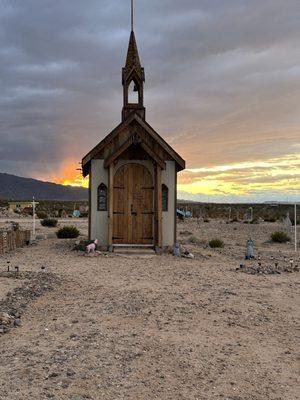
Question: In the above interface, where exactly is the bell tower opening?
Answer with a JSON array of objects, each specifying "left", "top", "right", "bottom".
[{"left": 128, "top": 80, "right": 139, "bottom": 104}]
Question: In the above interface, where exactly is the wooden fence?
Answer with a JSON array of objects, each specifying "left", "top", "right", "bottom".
[{"left": 0, "top": 230, "right": 31, "bottom": 256}]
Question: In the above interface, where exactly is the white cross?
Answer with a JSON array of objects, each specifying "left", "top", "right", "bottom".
[{"left": 30, "top": 196, "right": 39, "bottom": 240}]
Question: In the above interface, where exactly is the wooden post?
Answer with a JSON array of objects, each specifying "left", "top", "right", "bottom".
[
  {"left": 156, "top": 165, "right": 162, "bottom": 249},
  {"left": 174, "top": 171, "right": 177, "bottom": 244},
  {"left": 108, "top": 163, "right": 114, "bottom": 251},
  {"left": 88, "top": 165, "right": 92, "bottom": 240},
  {"left": 295, "top": 203, "right": 297, "bottom": 253}
]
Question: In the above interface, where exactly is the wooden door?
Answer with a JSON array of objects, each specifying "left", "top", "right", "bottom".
[{"left": 113, "top": 164, "right": 154, "bottom": 244}]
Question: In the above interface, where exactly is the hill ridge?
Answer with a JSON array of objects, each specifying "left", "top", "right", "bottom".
[{"left": 0, "top": 172, "right": 88, "bottom": 201}]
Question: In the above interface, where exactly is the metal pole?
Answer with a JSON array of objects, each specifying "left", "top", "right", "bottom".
[
  {"left": 131, "top": 0, "right": 134, "bottom": 31},
  {"left": 32, "top": 196, "right": 36, "bottom": 240},
  {"left": 295, "top": 203, "right": 297, "bottom": 253}
]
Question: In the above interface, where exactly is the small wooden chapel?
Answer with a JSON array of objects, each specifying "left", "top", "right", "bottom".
[{"left": 82, "top": 3, "right": 185, "bottom": 251}]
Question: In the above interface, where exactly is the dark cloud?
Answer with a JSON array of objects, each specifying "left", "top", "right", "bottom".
[{"left": 0, "top": 0, "right": 299, "bottom": 199}]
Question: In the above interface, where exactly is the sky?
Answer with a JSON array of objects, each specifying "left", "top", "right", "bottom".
[{"left": 0, "top": 0, "right": 299, "bottom": 202}]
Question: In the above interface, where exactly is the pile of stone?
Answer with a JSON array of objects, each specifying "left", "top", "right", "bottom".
[
  {"left": 0, "top": 208, "right": 9, "bottom": 218},
  {"left": 0, "top": 271, "right": 60, "bottom": 334},
  {"left": 236, "top": 262, "right": 299, "bottom": 275}
]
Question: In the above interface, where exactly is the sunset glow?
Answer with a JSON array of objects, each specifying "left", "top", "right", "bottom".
[
  {"left": 177, "top": 153, "right": 300, "bottom": 201},
  {"left": 48, "top": 161, "right": 89, "bottom": 188},
  {"left": 46, "top": 152, "right": 300, "bottom": 202}
]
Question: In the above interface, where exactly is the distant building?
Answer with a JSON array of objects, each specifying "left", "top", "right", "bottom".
[{"left": 8, "top": 201, "right": 32, "bottom": 212}]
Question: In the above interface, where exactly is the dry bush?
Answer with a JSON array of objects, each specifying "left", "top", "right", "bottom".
[
  {"left": 36, "top": 211, "right": 48, "bottom": 219},
  {"left": 41, "top": 218, "right": 58, "bottom": 227},
  {"left": 56, "top": 226, "right": 80, "bottom": 239},
  {"left": 271, "top": 231, "right": 291, "bottom": 243},
  {"left": 209, "top": 239, "right": 224, "bottom": 248}
]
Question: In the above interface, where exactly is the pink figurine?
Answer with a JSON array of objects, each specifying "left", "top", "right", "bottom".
[{"left": 86, "top": 239, "right": 98, "bottom": 254}]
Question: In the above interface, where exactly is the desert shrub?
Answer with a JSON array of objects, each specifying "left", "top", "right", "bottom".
[
  {"left": 41, "top": 218, "right": 58, "bottom": 227},
  {"left": 209, "top": 239, "right": 224, "bottom": 248},
  {"left": 56, "top": 226, "right": 80, "bottom": 239},
  {"left": 189, "top": 235, "right": 200, "bottom": 244},
  {"left": 271, "top": 231, "right": 291, "bottom": 243},
  {"left": 265, "top": 217, "right": 277, "bottom": 223},
  {"left": 203, "top": 218, "right": 210, "bottom": 223},
  {"left": 36, "top": 211, "right": 48, "bottom": 219}
]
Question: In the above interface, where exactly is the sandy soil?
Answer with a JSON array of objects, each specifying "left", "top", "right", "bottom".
[{"left": 0, "top": 218, "right": 299, "bottom": 400}]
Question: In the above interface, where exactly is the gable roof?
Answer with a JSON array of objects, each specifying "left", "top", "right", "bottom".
[{"left": 82, "top": 112, "right": 185, "bottom": 176}]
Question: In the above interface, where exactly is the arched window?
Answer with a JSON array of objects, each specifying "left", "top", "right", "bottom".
[
  {"left": 128, "top": 80, "right": 139, "bottom": 104},
  {"left": 97, "top": 183, "right": 107, "bottom": 211},
  {"left": 162, "top": 184, "right": 168, "bottom": 212}
]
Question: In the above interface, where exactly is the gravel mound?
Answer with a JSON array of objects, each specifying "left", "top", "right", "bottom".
[
  {"left": 0, "top": 271, "right": 60, "bottom": 334},
  {"left": 236, "top": 263, "right": 299, "bottom": 275}
]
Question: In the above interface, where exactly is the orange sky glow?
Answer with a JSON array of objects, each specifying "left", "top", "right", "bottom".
[{"left": 48, "top": 152, "right": 300, "bottom": 202}]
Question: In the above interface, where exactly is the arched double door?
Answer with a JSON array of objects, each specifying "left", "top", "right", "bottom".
[{"left": 113, "top": 163, "right": 154, "bottom": 245}]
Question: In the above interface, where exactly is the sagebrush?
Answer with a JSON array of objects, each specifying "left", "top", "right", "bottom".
[
  {"left": 36, "top": 211, "right": 48, "bottom": 219},
  {"left": 271, "top": 231, "right": 290, "bottom": 243},
  {"left": 41, "top": 218, "right": 58, "bottom": 227},
  {"left": 56, "top": 226, "right": 80, "bottom": 239},
  {"left": 209, "top": 239, "right": 224, "bottom": 248}
]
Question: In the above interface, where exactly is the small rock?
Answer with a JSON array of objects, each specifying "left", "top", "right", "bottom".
[
  {"left": 14, "top": 318, "right": 22, "bottom": 327},
  {"left": 48, "top": 372, "right": 59, "bottom": 379},
  {"left": 0, "top": 312, "right": 13, "bottom": 326}
]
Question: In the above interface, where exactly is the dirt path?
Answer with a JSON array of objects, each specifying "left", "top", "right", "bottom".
[{"left": 0, "top": 220, "right": 299, "bottom": 399}]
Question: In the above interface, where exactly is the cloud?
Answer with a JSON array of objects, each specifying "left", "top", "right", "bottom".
[
  {"left": 0, "top": 0, "right": 299, "bottom": 201},
  {"left": 177, "top": 154, "right": 300, "bottom": 202}
]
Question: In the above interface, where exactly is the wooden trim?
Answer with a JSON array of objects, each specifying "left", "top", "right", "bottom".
[
  {"left": 108, "top": 164, "right": 114, "bottom": 247},
  {"left": 104, "top": 137, "right": 134, "bottom": 168},
  {"left": 82, "top": 112, "right": 185, "bottom": 176},
  {"left": 156, "top": 165, "right": 162, "bottom": 248},
  {"left": 88, "top": 164, "right": 92, "bottom": 240},
  {"left": 140, "top": 141, "right": 166, "bottom": 170},
  {"left": 103, "top": 135, "right": 166, "bottom": 170},
  {"left": 134, "top": 114, "right": 185, "bottom": 170},
  {"left": 82, "top": 113, "right": 137, "bottom": 175}
]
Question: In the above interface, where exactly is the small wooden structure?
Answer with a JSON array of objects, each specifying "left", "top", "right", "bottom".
[
  {"left": 82, "top": 24, "right": 185, "bottom": 251},
  {"left": 0, "top": 230, "right": 31, "bottom": 255}
]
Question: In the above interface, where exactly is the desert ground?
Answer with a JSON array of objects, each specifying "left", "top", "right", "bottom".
[{"left": 0, "top": 217, "right": 299, "bottom": 400}]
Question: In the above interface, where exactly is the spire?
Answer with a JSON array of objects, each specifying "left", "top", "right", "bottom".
[
  {"left": 122, "top": 0, "right": 145, "bottom": 121},
  {"left": 123, "top": 31, "right": 144, "bottom": 79},
  {"left": 123, "top": 0, "right": 144, "bottom": 83}
]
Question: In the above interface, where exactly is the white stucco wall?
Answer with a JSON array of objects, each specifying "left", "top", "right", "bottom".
[
  {"left": 90, "top": 158, "right": 176, "bottom": 248},
  {"left": 161, "top": 161, "right": 176, "bottom": 247},
  {"left": 91, "top": 159, "right": 108, "bottom": 246}
]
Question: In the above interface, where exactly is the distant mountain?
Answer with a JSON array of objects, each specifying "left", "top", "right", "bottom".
[{"left": 0, "top": 173, "right": 88, "bottom": 201}]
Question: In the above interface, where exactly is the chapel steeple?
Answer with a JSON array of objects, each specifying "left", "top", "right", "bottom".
[{"left": 122, "top": 0, "right": 145, "bottom": 121}]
